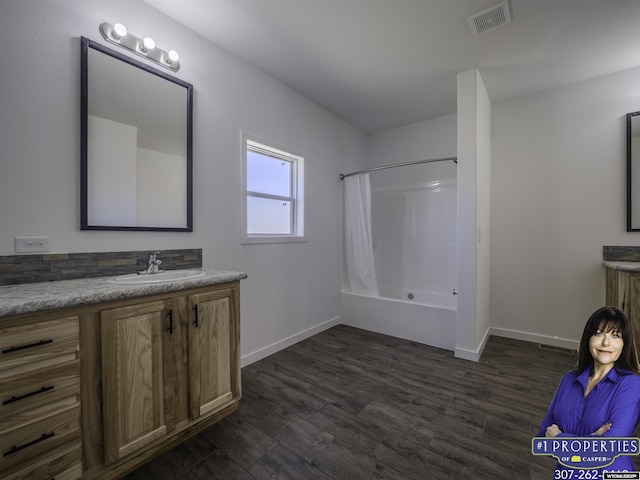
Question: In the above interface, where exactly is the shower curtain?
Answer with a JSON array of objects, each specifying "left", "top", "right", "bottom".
[{"left": 344, "top": 173, "right": 379, "bottom": 295}]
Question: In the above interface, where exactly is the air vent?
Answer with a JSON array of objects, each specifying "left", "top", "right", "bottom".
[{"left": 468, "top": 1, "right": 511, "bottom": 36}]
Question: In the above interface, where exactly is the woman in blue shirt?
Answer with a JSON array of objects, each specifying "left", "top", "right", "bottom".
[{"left": 538, "top": 306, "right": 640, "bottom": 476}]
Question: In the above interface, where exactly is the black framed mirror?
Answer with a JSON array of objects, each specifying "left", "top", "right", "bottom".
[
  {"left": 627, "top": 111, "right": 640, "bottom": 231},
  {"left": 81, "top": 37, "right": 193, "bottom": 231}
]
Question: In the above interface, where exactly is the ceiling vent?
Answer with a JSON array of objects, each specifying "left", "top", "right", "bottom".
[{"left": 468, "top": 1, "right": 512, "bottom": 36}]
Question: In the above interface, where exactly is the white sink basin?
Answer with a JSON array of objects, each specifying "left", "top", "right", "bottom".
[{"left": 107, "top": 269, "right": 206, "bottom": 285}]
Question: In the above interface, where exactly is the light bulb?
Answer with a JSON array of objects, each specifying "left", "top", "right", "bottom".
[
  {"left": 112, "top": 23, "right": 127, "bottom": 39},
  {"left": 167, "top": 50, "right": 179, "bottom": 63},
  {"left": 141, "top": 37, "right": 155, "bottom": 52}
]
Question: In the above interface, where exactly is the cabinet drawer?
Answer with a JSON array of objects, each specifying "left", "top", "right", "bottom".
[
  {"left": 1, "top": 440, "right": 82, "bottom": 480},
  {"left": 0, "top": 404, "right": 80, "bottom": 473},
  {"left": 50, "top": 462, "right": 83, "bottom": 480},
  {"left": 0, "top": 362, "right": 80, "bottom": 430},
  {"left": 0, "top": 317, "right": 79, "bottom": 377}
]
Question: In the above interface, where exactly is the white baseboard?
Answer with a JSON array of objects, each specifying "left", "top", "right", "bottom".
[
  {"left": 241, "top": 316, "right": 341, "bottom": 367},
  {"left": 489, "top": 327, "right": 579, "bottom": 351},
  {"left": 454, "top": 327, "right": 490, "bottom": 362},
  {"left": 241, "top": 320, "right": 578, "bottom": 368}
]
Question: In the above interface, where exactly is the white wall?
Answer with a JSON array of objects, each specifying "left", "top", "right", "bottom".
[
  {"left": 456, "top": 69, "right": 491, "bottom": 361},
  {"left": 135, "top": 147, "right": 187, "bottom": 228},
  {"left": 475, "top": 73, "right": 491, "bottom": 351},
  {"left": 491, "top": 66, "right": 640, "bottom": 347},
  {"left": 366, "top": 114, "right": 457, "bottom": 169},
  {"left": 0, "top": 0, "right": 366, "bottom": 365},
  {"left": 87, "top": 115, "right": 138, "bottom": 226}
]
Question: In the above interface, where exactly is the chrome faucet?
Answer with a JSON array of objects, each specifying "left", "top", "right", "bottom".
[{"left": 139, "top": 252, "right": 163, "bottom": 274}]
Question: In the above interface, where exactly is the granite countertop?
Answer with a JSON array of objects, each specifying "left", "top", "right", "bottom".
[
  {"left": 602, "top": 261, "right": 640, "bottom": 272},
  {"left": 0, "top": 270, "right": 247, "bottom": 318}
]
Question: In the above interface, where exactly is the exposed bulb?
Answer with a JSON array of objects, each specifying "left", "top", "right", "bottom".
[
  {"left": 112, "top": 23, "right": 127, "bottom": 39},
  {"left": 167, "top": 50, "right": 180, "bottom": 63},
  {"left": 141, "top": 36, "right": 155, "bottom": 52}
]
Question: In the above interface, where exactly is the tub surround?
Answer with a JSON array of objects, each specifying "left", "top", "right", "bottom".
[
  {"left": 341, "top": 290, "right": 456, "bottom": 351},
  {"left": 0, "top": 269, "right": 247, "bottom": 318}
]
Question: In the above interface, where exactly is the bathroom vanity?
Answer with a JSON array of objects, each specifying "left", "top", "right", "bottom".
[
  {"left": 604, "top": 261, "right": 640, "bottom": 349},
  {"left": 0, "top": 270, "right": 246, "bottom": 480}
]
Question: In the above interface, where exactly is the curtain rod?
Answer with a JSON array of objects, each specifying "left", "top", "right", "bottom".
[{"left": 339, "top": 156, "right": 457, "bottom": 180}]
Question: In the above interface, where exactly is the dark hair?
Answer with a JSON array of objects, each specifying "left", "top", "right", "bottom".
[{"left": 575, "top": 306, "right": 640, "bottom": 374}]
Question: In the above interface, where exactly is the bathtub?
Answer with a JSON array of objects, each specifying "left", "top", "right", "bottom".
[{"left": 340, "top": 289, "right": 457, "bottom": 351}]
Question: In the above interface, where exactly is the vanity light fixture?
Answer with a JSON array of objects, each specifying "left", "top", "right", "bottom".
[{"left": 99, "top": 22, "right": 180, "bottom": 72}]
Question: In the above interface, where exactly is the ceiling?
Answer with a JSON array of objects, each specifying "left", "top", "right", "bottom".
[{"left": 143, "top": 0, "right": 640, "bottom": 134}]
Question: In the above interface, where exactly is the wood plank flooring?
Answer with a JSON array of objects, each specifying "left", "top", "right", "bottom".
[{"left": 123, "top": 325, "right": 623, "bottom": 479}]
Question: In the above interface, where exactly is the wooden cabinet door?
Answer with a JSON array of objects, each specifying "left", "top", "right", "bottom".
[
  {"left": 629, "top": 274, "right": 640, "bottom": 353},
  {"left": 101, "top": 301, "right": 168, "bottom": 465},
  {"left": 188, "top": 289, "right": 236, "bottom": 419},
  {"left": 605, "top": 268, "right": 640, "bottom": 354},
  {"left": 162, "top": 295, "right": 190, "bottom": 430}
]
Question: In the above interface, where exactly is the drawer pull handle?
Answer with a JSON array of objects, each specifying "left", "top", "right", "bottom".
[
  {"left": 168, "top": 309, "right": 173, "bottom": 335},
  {"left": 3, "top": 385, "right": 54, "bottom": 405},
  {"left": 193, "top": 304, "right": 199, "bottom": 328},
  {"left": 2, "top": 339, "right": 53, "bottom": 354},
  {"left": 3, "top": 432, "right": 55, "bottom": 457}
]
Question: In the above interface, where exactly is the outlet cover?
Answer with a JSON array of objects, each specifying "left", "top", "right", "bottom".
[{"left": 15, "top": 236, "right": 50, "bottom": 253}]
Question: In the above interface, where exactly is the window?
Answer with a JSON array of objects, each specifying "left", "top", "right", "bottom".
[{"left": 242, "top": 135, "right": 304, "bottom": 243}]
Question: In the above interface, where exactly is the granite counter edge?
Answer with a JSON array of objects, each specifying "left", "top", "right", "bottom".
[
  {"left": 0, "top": 270, "right": 247, "bottom": 318},
  {"left": 603, "top": 261, "right": 640, "bottom": 272}
]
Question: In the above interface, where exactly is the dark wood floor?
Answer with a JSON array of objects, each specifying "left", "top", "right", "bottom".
[{"left": 123, "top": 325, "right": 592, "bottom": 479}]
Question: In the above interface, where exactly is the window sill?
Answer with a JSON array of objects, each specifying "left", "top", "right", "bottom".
[{"left": 241, "top": 236, "right": 306, "bottom": 245}]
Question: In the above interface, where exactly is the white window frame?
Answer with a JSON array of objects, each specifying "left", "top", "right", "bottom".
[{"left": 241, "top": 133, "right": 305, "bottom": 244}]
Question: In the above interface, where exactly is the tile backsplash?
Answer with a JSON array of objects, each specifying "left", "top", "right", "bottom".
[
  {"left": 603, "top": 246, "right": 640, "bottom": 262},
  {"left": 0, "top": 249, "right": 202, "bottom": 286}
]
